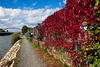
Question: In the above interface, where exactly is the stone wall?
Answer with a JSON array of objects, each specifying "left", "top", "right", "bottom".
[
  {"left": 33, "top": 39, "right": 72, "bottom": 66},
  {"left": 0, "top": 40, "right": 21, "bottom": 67},
  {"left": 47, "top": 47, "right": 72, "bottom": 66}
]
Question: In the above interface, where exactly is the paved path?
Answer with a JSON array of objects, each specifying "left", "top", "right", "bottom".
[{"left": 18, "top": 36, "right": 46, "bottom": 67}]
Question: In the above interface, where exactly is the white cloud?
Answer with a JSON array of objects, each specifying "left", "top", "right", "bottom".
[
  {"left": 0, "top": 7, "right": 6, "bottom": 17},
  {"left": 32, "top": 2, "right": 38, "bottom": 6},
  {"left": 59, "top": 2, "right": 61, "bottom": 6},
  {"left": 63, "top": 0, "right": 66, "bottom": 4},
  {"left": 0, "top": 18, "right": 9, "bottom": 22},
  {"left": 0, "top": 6, "right": 60, "bottom": 32},
  {"left": 23, "top": 7, "right": 33, "bottom": 10}
]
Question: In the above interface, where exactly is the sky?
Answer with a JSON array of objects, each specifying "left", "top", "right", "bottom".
[{"left": 0, "top": 0, "right": 66, "bottom": 32}]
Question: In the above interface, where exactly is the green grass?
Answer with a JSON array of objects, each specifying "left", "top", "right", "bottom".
[
  {"left": 30, "top": 41, "right": 41, "bottom": 49},
  {"left": 13, "top": 49, "right": 20, "bottom": 67},
  {"left": 13, "top": 39, "right": 22, "bottom": 67},
  {"left": 19, "top": 39, "right": 23, "bottom": 44},
  {"left": 62, "top": 63, "right": 69, "bottom": 67}
]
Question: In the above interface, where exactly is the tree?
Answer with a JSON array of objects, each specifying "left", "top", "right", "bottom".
[
  {"left": 28, "top": 27, "right": 33, "bottom": 31},
  {"left": 21, "top": 25, "right": 28, "bottom": 35},
  {"left": 0, "top": 28, "right": 2, "bottom": 30},
  {"left": 7, "top": 30, "right": 8, "bottom": 32},
  {"left": 0, "top": 28, "right": 5, "bottom": 32}
]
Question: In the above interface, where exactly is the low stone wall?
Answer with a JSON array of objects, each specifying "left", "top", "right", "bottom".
[
  {"left": 33, "top": 39, "right": 72, "bottom": 66},
  {"left": 0, "top": 40, "right": 21, "bottom": 67},
  {"left": 47, "top": 47, "right": 72, "bottom": 66}
]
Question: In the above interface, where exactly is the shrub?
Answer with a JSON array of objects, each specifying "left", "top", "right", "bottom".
[{"left": 11, "top": 32, "right": 20, "bottom": 45}]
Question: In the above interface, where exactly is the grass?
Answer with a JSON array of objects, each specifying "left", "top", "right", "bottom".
[
  {"left": 26, "top": 36, "right": 70, "bottom": 67},
  {"left": 13, "top": 39, "right": 22, "bottom": 67},
  {"left": 13, "top": 49, "right": 20, "bottom": 67},
  {"left": 19, "top": 39, "right": 23, "bottom": 44}
]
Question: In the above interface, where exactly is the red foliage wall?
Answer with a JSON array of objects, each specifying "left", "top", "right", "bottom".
[{"left": 38, "top": 0, "right": 100, "bottom": 66}]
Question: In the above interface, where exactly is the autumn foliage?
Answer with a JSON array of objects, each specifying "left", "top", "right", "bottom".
[{"left": 38, "top": 0, "right": 100, "bottom": 67}]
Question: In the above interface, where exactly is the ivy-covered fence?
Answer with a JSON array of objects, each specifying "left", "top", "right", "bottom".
[{"left": 38, "top": 0, "right": 100, "bottom": 67}]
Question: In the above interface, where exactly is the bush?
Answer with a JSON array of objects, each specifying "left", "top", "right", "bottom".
[
  {"left": 21, "top": 25, "right": 28, "bottom": 35},
  {"left": 11, "top": 32, "right": 20, "bottom": 45}
]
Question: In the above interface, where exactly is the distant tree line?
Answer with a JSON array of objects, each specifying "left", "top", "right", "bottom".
[{"left": 0, "top": 28, "right": 5, "bottom": 32}]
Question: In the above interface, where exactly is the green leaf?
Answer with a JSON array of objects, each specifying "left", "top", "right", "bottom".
[
  {"left": 98, "top": 45, "right": 100, "bottom": 49},
  {"left": 86, "top": 61, "right": 88, "bottom": 64},
  {"left": 83, "top": 21, "right": 87, "bottom": 25},
  {"left": 89, "top": 26, "right": 94, "bottom": 30},
  {"left": 95, "top": 30, "right": 99, "bottom": 34},
  {"left": 88, "top": 31, "right": 91, "bottom": 34},
  {"left": 97, "top": 18, "right": 100, "bottom": 21},
  {"left": 95, "top": 0, "right": 99, "bottom": 6},
  {"left": 95, "top": 52, "right": 97, "bottom": 55},
  {"left": 94, "top": 6, "right": 97, "bottom": 9},
  {"left": 97, "top": 27, "right": 100, "bottom": 30},
  {"left": 97, "top": 11, "right": 100, "bottom": 13},
  {"left": 96, "top": 42, "right": 99, "bottom": 45},
  {"left": 80, "top": 59, "right": 82, "bottom": 62}
]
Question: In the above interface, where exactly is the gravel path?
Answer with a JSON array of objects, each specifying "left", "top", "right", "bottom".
[{"left": 18, "top": 36, "right": 46, "bottom": 67}]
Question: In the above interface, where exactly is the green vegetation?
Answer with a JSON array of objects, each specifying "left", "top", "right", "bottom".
[
  {"left": 0, "top": 28, "right": 5, "bottom": 32},
  {"left": 11, "top": 32, "right": 20, "bottom": 45},
  {"left": 13, "top": 39, "right": 22, "bottom": 67},
  {"left": 13, "top": 49, "right": 20, "bottom": 67},
  {"left": 26, "top": 36, "right": 69, "bottom": 67},
  {"left": 28, "top": 27, "right": 33, "bottom": 31},
  {"left": 21, "top": 25, "right": 28, "bottom": 35},
  {"left": 30, "top": 41, "right": 41, "bottom": 49}
]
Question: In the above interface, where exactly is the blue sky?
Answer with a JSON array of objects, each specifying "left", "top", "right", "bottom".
[
  {"left": 0, "top": 0, "right": 65, "bottom": 9},
  {"left": 0, "top": 0, "right": 66, "bottom": 32}
]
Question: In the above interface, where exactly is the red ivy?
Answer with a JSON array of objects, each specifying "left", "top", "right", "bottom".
[{"left": 37, "top": 0, "right": 98, "bottom": 67}]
